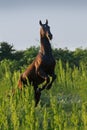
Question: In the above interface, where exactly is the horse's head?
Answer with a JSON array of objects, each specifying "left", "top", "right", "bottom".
[{"left": 39, "top": 19, "right": 53, "bottom": 40}]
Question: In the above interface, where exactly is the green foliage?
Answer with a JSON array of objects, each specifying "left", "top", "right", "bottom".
[
  {"left": 0, "top": 42, "right": 87, "bottom": 70},
  {"left": 0, "top": 42, "right": 87, "bottom": 129},
  {"left": 23, "top": 46, "right": 39, "bottom": 64},
  {"left": 0, "top": 59, "right": 87, "bottom": 130}
]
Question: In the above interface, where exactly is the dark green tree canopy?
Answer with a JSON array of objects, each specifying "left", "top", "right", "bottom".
[
  {"left": 0, "top": 42, "right": 15, "bottom": 60},
  {"left": 0, "top": 41, "right": 87, "bottom": 70}
]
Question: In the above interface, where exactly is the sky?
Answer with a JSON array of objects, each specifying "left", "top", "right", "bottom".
[{"left": 0, "top": 0, "right": 87, "bottom": 50}]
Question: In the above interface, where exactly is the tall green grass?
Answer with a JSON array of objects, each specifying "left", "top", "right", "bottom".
[{"left": 0, "top": 59, "right": 87, "bottom": 130}]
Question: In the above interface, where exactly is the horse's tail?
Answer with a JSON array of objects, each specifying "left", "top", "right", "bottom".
[{"left": 18, "top": 74, "right": 23, "bottom": 90}]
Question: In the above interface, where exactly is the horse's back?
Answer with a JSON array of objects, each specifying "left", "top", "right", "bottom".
[{"left": 23, "top": 62, "right": 36, "bottom": 78}]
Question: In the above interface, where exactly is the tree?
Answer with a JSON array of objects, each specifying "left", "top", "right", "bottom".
[
  {"left": 0, "top": 42, "right": 15, "bottom": 61},
  {"left": 23, "top": 46, "right": 39, "bottom": 64}
]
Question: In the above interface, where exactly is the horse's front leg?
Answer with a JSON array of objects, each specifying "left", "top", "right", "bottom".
[
  {"left": 46, "top": 73, "right": 56, "bottom": 90},
  {"left": 37, "top": 68, "right": 50, "bottom": 91},
  {"left": 35, "top": 60, "right": 50, "bottom": 90},
  {"left": 35, "top": 59, "right": 50, "bottom": 91}
]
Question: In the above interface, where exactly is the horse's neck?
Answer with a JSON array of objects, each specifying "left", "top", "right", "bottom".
[{"left": 40, "top": 37, "right": 52, "bottom": 55}]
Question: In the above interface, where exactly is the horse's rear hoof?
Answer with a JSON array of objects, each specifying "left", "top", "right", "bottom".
[
  {"left": 35, "top": 93, "right": 41, "bottom": 107},
  {"left": 35, "top": 88, "right": 41, "bottom": 107},
  {"left": 36, "top": 88, "right": 41, "bottom": 93}
]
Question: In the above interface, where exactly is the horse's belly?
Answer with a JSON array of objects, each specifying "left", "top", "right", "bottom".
[
  {"left": 42, "top": 59, "right": 55, "bottom": 75},
  {"left": 43, "top": 55, "right": 55, "bottom": 65}
]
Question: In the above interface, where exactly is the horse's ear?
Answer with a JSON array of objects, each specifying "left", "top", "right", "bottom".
[
  {"left": 46, "top": 19, "right": 48, "bottom": 25},
  {"left": 39, "top": 20, "right": 42, "bottom": 26}
]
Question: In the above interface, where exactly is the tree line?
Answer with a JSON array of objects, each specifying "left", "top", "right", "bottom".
[{"left": 0, "top": 42, "right": 87, "bottom": 71}]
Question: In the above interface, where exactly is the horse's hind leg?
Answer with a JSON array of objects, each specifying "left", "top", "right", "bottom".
[{"left": 34, "top": 85, "right": 41, "bottom": 107}]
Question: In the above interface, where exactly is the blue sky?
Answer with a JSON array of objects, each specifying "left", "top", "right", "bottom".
[{"left": 0, "top": 0, "right": 87, "bottom": 50}]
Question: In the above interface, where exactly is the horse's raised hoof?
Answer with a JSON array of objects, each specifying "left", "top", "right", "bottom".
[{"left": 46, "top": 84, "right": 52, "bottom": 90}]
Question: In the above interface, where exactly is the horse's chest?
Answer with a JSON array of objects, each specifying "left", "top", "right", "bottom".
[{"left": 42, "top": 55, "right": 55, "bottom": 67}]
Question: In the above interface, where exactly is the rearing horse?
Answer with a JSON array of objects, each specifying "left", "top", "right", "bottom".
[{"left": 18, "top": 20, "right": 56, "bottom": 106}]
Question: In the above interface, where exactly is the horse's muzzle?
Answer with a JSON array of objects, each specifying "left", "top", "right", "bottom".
[{"left": 49, "top": 34, "right": 53, "bottom": 40}]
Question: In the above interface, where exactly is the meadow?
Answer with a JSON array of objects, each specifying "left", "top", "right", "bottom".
[{"left": 0, "top": 59, "right": 87, "bottom": 130}]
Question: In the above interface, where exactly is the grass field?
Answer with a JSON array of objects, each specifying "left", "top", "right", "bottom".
[{"left": 0, "top": 60, "right": 87, "bottom": 130}]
